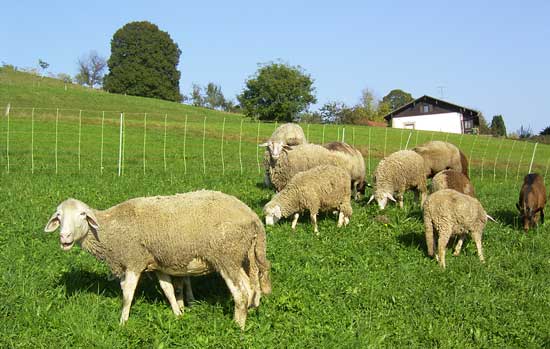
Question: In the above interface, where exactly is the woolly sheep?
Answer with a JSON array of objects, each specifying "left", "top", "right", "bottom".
[
  {"left": 423, "top": 189, "right": 487, "bottom": 269},
  {"left": 267, "top": 143, "right": 362, "bottom": 196},
  {"left": 516, "top": 173, "right": 547, "bottom": 232},
  {"left": 323, "top": 142, "right": 366, "bottom": 199},
  {"left": 368, "top": 150, "right": 427, "bottom": 210},
  {"left": 432, "top": 169, "right": 476, "bottom": 197},
  {"left": 260, "top": 123, "right": 307, "bottom": 187},
  {"left": 263, "top": 165, "right": 352, "bottom": 234},
  {"left": 44, "top": 190, "right": 271, "bottom": 329},
  {"left": 413, "top": 141, "right": 469, "bottom": 178}
]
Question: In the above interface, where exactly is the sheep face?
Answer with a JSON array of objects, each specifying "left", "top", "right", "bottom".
[
  {"left": 368, "top": 191, "right": 396, "bottom": 210},
  {"left": 44, "top": 199, "right": 100, "bottom": 251},
  {"left": 264, "top": 204, "right": 282, "bottom": 226}
]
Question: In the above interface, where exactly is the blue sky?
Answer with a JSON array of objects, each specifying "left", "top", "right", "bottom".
[{"left": 1, "top": 0, "right": 549, "bottom": 133}]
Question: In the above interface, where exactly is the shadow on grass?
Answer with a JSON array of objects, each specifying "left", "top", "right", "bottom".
[
  {"left": 396, "top": 231, "right": 426, "bottom": 253},
  {"left": 57, "top": 268, "right": 232, "bottom": 313},
  {"left": 492, "top": 209, "right": 521, "bottom": 229}
]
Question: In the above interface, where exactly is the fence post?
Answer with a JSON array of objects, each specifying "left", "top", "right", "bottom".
[
  {"left": 352, "top": 127, "right": 355, "bottom": 146},
  {"left": 516, "top": 141, "right": 528, "bottom": 180},
  {"left": 480, "top": 136, "right": 491, "bottom": 181},
  {"left": 202, "top": 116, "right": 207, "bottom": 175},
  {"left": 221, "top": 117, "right": 226, "bottom": 175},
  {"left": 306, "top": 123, "right": 310, "bottom": 141},
  {"left": 255, "top": 120, "right": 260, "bottom": 174},
  {"left": 337, "top": 127, "right": 340, "bottom": 142},
  {"left": 78, "top": 110, "right": 82, "bottom": 172},
  {"left": 183, "top": 115, "right": 187, "bottom": 175},
  {"left": 101, "top": 111, "right": 105, "bottom": 174},
  {"left": 404, "top": 131, "right": 412, "bottom": 150},
  {"left": 458, "top": 133, "right": 464, "bottom": 148},
  {"left": 55, "top": 108, "right": 59, "bottom": 174},
  {"left": 122, "top": 112, "right": 125, "bottom": 176},
  {"left": 239, "top": 118, "right": 244, "bottom": 175},
  {"left": 163, "top": 114, "right": 167, "bottom": 172},
  {"left": 31, "top": 107, "right": 34, "bottom": 174},
  {"left": 399, "top": 128, "right": 404, "bottom": 150},
  {"left": 430, "top": 131, "right": 435, "bottom": 141},
  {"left": 468, "top": 134, "right": 479, "bottom": 177},
  {"left": 444, "top": 132, "right": 449, "bottom": 142},
  {"left": 322, "top": 124, "right": 326, "bottom": 143},
  {"left": 5, "top": 103, "right": 10, "bottom": 173},
  {"left": 368, "top": 127, "right": 371, "bottom": 175},
  {"left": 342, "top": 127, "right": 346, "bottom": 143},
  {"left": 493, "top": 137, "right": 505, "bottom": 181},
  {"left": 505, "top": 140, "right": 516, "bottom": 181},
  {"left": 118, "top": 112, "right": 123, "bottom": 176},
  {"left": 528, "top": 143, "right": 538, "bottom": 174},
  {"left": 383, "top": 127, "right": 388, "bottom": 157},
  {"left": 143, "top": 113, "right": 147, "bottom": 175},
  {"left": 415, "top": 130, "right": 419, "bottom": 147}
]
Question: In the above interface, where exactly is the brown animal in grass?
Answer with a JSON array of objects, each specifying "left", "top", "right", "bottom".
[
  {"left": 516, "top": 173, "right": 547, "bottom": 232},
  {"left": 413, "top": 141, "right": 469, "bottom": 178},
  {"left": 432, "top": 170, "right": 476, "bottom": 197}
]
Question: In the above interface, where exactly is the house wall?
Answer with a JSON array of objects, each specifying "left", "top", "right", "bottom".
[{"left": 392, "top": 112, "right": 463, "bottom": 134}]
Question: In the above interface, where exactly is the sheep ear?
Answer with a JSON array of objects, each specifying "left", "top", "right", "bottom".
[
  {"left": 44, "top": 213, "right": 60, "bottom": 232},
  {"left": 387, "top": 193, "right": 397, "bottom": 203},
  {"left": 367, "top": 195, "right": 375, "bottom": 205},
  {"left": 86, "top": 210, "right": 100, "bottom": 238}
]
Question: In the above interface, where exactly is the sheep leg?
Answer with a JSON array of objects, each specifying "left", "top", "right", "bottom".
[
  {"left": 156, "top": 271, "right": 183, "bottom": 316},
  {"left": 119, "top": 271, "right": 141, "bottom": 325},
  {"left": 472, "top": 226, "right": 485, "bottom": 263},
  {"left": 291, "top": 213, "right": 299, "bottom": 230},
  {"left": 183, "top": 276, "right": 195, "bottom": 303},
  {"left": 174, "top": 276, "right": 194, "bottom": 308},
  {"left": 541, "top": 209, "right": 544, "bottom": 225},
  {"left": 397, "top": 193, "right": 404, "bottom": 208},
  {"left": 437, "top": 231, "right": 451, "bottom": 269},
  {"left": 219, "top": 269, "right": 248, "bottom": 330},
  {"left": 452, "top": 235, "right": 466, "bottom": 256},
  {"left": 424, "top": 216, "right": 435, "bottom": 257},
  {"left": 310, "top": 212, "right": 319, "bottom": 234},
  {"left": 337, "top": 211, "right": 344, "bottom": 227},
  {"left": 246, "top": 239, "right": 261, "bottom": 308}
]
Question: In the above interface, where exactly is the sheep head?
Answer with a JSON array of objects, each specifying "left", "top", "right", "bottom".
[
  {"left": 259, "top": 140, "right": 290, "bottom": 161},
  {"left": 368, "top": 191, "right": 396, "bottom": 210},
  {"left": 263, "top": 203, "right": 282, "bottom": 226},
  {"left": 44, "top": 198, "right": 100, "bottom": 250}
]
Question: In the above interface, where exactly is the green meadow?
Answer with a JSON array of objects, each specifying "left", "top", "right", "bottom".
[{"left": 1, "top": 67, "right": 549, "bottom": 347}]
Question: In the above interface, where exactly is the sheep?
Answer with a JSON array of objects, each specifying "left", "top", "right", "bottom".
[
  {"left": 267, "top": 143, "right": 362, "bottom": 196},
  {"left": 516, "top": 173, "right": 547, "bottom": 232},
  {"left": 44, "top": 190, "right": 271, "bottom": 329},
  {"left": 423, "top": 189, "right": 488, "bottom": 269},
  {"left": 367, "top": 150, "right": 427, "bottom": 209},
  {"left": 413, "top": 141, "right": 469, "bottom": 178},
  {"left": 263, "top": 165, "right": 352, "bottom": 234},
  {"left": 323, "top": 142, "right": 366, "bottom": 199},
  {"left": 432, "top": 169, "right": 476, "bottom": 197},
  {"left": 259, "top": 123, "right": 307, "bottom": 187}
]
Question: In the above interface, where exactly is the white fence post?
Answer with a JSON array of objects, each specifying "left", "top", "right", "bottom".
[
  {"left": 163, "top": 114, "right": 167, "bottom": 172},
  {"left": 516, "top": 141, "right": 528, "bottom": 180},
  {"left": 342, "top": 127, "right": 346, "bottom": 143},
  {"left": 352, "top": 127, "right": 355, "bottom": 146},
  {"left": 239, "top": 119, "right": 244, "bottom": 175},
  {"left": 322, "top": 124, "right": 326, "bottom": 143},
  {"left": 383, "top": 127, "right": 388, "bottom": 157},
  {"left": 183, "top": 114, "right": 187, "bottom": 175},
  {"left": 404, "top": 131, "right": 412, "bottom": 150},
  {"left": 468, "top": 134, "right": 479, "bottom": 177},
  {"left": 78, "top": 110, "right": 82, "bottom": 172},
  {"left": 415, "top": 130, "right": 419, "bottom": 147},
  {"left": 458, "top": 133, "right": 464, "bottom": 148},
  {"left": 55, "top": 108, "right": 59, "bottom": 174},
  {"left": 368, "top": 127, "right": 371, "bottom": 175},
  {"left": 528, "top": 142, "right": 538, "bottom": 174},
  {"left": 255, "top": 120, "right": 260, "bottom": 174},
  {"left": 505, "top": 140, "right": 516, "bottom": 181},
  {"left": 202, "top": 116, "right": 207, "bottom": 175},
  {"left": 143, "top": 113, "right": 147, "bottom": 175},
  {"left": 480, "top": 136, "right": 491, "bottom": 181},
  {"left": 31, "top": 107, "right": 34, "bottom": 174},
  {"left": 221, "top": 117, "right": 226, "bottom": 175},
  {"left": 101, "top": 111, "right": 105, "bottom": 174},
  {"left": 118, "top": 112, "right": 123, "bottom": 177},
  {"left": 493, "top": 137, "right": 505, "bottom": 181},
  {"left": 399, "top": 128, "right": 404, "bottom": 150},
  {"left": 307, "top": 124, "right": 310, "bottom": 142},
  {"left": 5, "top": 103, "right": 10, "bottom": 173}
]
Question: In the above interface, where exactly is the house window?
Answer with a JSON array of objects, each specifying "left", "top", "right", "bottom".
[
  {"left": 422, "top": 104, "right": 430, "bottom": 113},
  {"left": 464, "top": 119, "right": 473, "bottom": 129},
  {"left": 404, "top": 122, "right": 415, "bottom": 130}
]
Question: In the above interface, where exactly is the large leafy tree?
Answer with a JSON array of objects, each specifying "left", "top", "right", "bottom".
[
  {"left": 103, "top": 21, "right": 182, "bottom": 102},
  {"left": 238, "top": 63, "right": 316, "bottom": 121},
  {"left": 539, "top": 126, "right": 550, "bottom": 135},
  {"left": 490, "top": 115, "right": 507, "bottom": 137},
  {"left": 381, "top": 89, "right": 414, "bottom": 111}
]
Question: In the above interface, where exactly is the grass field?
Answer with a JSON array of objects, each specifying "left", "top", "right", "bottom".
[{"left": 1, "top": 67, "right": 549, "bottom": 347}]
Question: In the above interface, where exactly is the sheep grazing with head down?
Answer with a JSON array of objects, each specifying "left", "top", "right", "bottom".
[
  {"left": 368, "top": 150, "right": 427, "bottom": 209},
  {"left": 413, "top": 141, "right": 469, "bottom": 178},
  {"left": 432, "top": 169, "right": 476, "bottom": 197},
  {"left": 517, "top": 173, "right": 547, "bottom": 232},
  {"left": 263, "top": 165, "right": 352, "bottom": 234},
  {"left": 260, "top": 123, "right": 307, "bottom": 187},
  {"left": 423, "top": 189, "right": 488, "bottom": 269},
  {"left": 44, "top": 190, "right": 271, "bottom": 330},
  {"left": 323, "top": 142, "right": 366, "bottom": 199}
]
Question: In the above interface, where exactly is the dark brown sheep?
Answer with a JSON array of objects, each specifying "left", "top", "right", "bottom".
[
  {"left": 516, "top": 173, "right": 547, "bottom": 232},
  {"left": 432, "top": 170, "right": 476, "bottom": 197}
]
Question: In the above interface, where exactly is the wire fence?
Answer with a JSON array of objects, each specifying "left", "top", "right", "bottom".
[{"left": 1, "top": 105, "right": 550, "bottom": 183}]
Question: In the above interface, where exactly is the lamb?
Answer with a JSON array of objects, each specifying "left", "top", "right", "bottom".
[
  {"left": 413, "top": 141, "right": 469, "bottom": 178},
  {"left": 423, "top": 189, "right": 487, "bottom": 269},
  {"left": 267, "top": 143, "right": 362, "bottom": 196},
  {"left": 431, "top": 169, "right": 476, "bottom": 197},
  {"left": 516, "top": 173, "right": 547, "bottom": 232},
  {"left": 263, "top": 165, "right": 352, "bottom": 234},
  {"left": 259, "top": 123, "right": 307, "bottom": 187},
  {"left": 367, "top": 150, "right": 427, "bottom": 209},
  {"left": 44, "top": 190, "right": 271, "bottom": 329},
  {"left": 323, "top": 142, "right": 366, "bottom": 199}
]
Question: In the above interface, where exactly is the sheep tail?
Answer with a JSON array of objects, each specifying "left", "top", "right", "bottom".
[
  {"left": 254, "top": 226, "right": 272, "bottom": 295},
  {"left": 486, "top": 214, "right": 497, "bottom": 223}
]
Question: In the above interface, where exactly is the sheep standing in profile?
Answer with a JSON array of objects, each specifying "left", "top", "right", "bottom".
[
  {"left": 432, "top": 169, "right": 476, "bottom": 197},
  {"left": 264, "top": 165, "right": 352, "bottom": 234},
  {"left": 44, "top": 191, "right": 271, "bottom": 329},
  {"left": 423, "top": 189, "right": 488, "bottom": 269},
  {"left": 259, "top": 123, "right": 307, "bottom": 187},
  {"left": 323, "top": 142, "right": 366, "bottom": 199},
  {"left": 368, "top": 150, "right": 427, "bottom": 209},
  {"left": 517, "top": 173, "right": 547, "bottom": 232},
  {"left": 413, "top": 141, "right": 469, "bottom": 178}
]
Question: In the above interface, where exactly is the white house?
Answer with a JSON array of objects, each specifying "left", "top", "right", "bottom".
[{"left": 383, "top": 95, "right": 480, "bottom": 134}]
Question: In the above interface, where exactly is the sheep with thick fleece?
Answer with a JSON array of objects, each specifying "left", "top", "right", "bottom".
[
  {"left": 423, "top": 189, "right": 487, "bottom": 269},
  {"left": 413, "top": 141, "right": 469, "bottom": 178},
  {"left": 264, "top": 165, "right": 352, "bottom": 234},
  {"left": 368, "top": 150, "right": 427, "bottom": 209},
  {"left": 260, "top": 123, "right": 307, "bottom": 187},
  {"left": 323, "top": 142, "right": 366, "bottom": 199},
  {"left": 267, "top": 143, "right": 361, "bottom": 194},
  {"left": 44, "top": 190, "right": 271, "bottom": 329},
  {"left": 432, "top": 169, "right": 476, "bottom": 197}
]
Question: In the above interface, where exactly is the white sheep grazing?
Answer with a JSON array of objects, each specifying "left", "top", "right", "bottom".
[
  {"left": 260, "top": 123, "right": 307, "bottom": 187},
  {"left": 44, "top": 191, "right": 271, "bottom": 329},
  {"left": 263, "top": 165, "right": 352, "bottom": 234},
  {"left": 423, "top": 189, "right": 487, "bottom": 269},
  {"left": 368, "top": 150, "right": 428, "bottom": 209},
  {"left": 323, "top": 142, "right": 366, "bottom": 200},
  {"left": 413, "top": 141, "right": 469, "bottom": 178}
]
